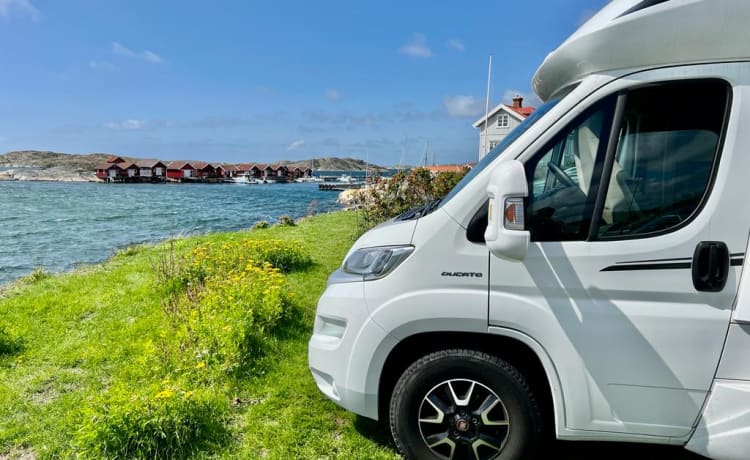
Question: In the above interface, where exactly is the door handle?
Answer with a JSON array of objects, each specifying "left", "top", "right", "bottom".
[{"left": 692, "top": 241, "right": 729, "bottom": 292}]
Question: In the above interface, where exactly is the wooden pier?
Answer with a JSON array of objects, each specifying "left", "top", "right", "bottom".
[{"left": 318, "top": 182, "right": 365, "bottom": 191}]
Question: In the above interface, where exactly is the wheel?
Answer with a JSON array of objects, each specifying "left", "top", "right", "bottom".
[
  {"left": 389, "top": 349, "right": 541, "bottom": 460},
  {"left": 547, "top": 162, "right": 576, "bottom": 188}
]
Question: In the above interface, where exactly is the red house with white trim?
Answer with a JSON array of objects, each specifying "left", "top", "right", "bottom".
[
  {"left": 135, "top": 159, "right": 167, "bottom": 181},
  {"left": 192, "top": 161, "right": 217, "bottom": 179},
  {"left": 95, "top": 162, "right": 123, "bottom": 180},
  {"left": 166, "top": 161, "right": 196, "bottom": 179}
]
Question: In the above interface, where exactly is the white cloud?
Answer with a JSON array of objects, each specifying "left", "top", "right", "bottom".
[
  {"left": 399, "top": 33, "right": 432, "bottom": 58},
  {"left": 104, "top": 119, "right": 146, "bottom": 130},
  {"left": 89, "top": 60, "right": 116, "bottom": 72},
  {"left": 112, "top": 42, "right": 164, "bottom": 64},
  {"left": 0, "top": 0, "right": 39, "bottom": 20},
  {"left": 325, "top": 89, "right": 341, "bottom": 102},
  {"left": 447, "top": 38, "right": 464, "bottom": 52},
  {"left": 286, "top": 139, "right": 305, "bottom": 151},
  {"left": 443, "top": 95, "right": 483, "bottom": 117},
  {"left": 142, "top": 50, "right": 163, "bottom": 64}
]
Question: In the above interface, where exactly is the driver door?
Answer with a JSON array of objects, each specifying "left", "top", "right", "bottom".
[{"left": 488, "top": 78, "right": 739, "bottom": 437}]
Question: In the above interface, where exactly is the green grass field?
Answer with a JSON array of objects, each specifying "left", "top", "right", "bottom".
[{"left": 0, "top": 211, "right": 400, "bottom": 459}]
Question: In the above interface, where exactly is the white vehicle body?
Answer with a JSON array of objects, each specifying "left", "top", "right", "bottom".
[{"left": 309, "top": 1, "right": 750, "bottom": 458}]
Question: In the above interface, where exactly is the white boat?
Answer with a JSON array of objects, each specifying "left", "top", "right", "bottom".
[
  {"left": 231, "top": 175, "right": 252, "bottom": 184},
  {"left": 232, "top": 174, "right": 259, "bottom": 185},
  {"left": 231, "top": 175, "right": 266, "bottom": 184},
  {"left": 337, "top": 175, "right": 355, "bottom": 183},
  {"left": 295, "top": 176, "right": 324, "bottom": 183}
]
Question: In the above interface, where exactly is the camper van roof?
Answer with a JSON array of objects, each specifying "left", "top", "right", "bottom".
[{"left": 533, "top": 0, "right": 750, "bottom": 101}]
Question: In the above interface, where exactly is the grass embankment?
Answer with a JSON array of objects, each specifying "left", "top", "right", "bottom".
[{"left": 0, "top": 211, "right": 399, "bottom": 459}]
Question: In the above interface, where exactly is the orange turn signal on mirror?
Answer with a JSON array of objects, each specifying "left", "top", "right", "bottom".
[{"left": 504, "top": 198, "right": 524, "bottom": 231}]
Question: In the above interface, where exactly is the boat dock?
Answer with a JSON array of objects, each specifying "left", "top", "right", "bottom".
[{"left": 318, "top": 182, "right": 365, "bottom": 191}]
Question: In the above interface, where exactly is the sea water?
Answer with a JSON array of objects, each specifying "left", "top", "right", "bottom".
[{"left": 0, "top": 181, "right": 344, "bottom": 286}]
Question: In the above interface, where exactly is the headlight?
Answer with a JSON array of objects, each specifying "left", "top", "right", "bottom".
[{"left": 342, "top": 245, "right": 414, "bottom": 280}]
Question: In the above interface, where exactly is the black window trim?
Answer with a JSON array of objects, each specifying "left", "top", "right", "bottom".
[
  {"left": 617, "top": 0, "right": 671, "bottom": 19},
  {"left": 587, "top": 78, "right": 733, "bottom": 242},
  {"left": 586, "top": 92, "right": 628, "bottom": 240}
]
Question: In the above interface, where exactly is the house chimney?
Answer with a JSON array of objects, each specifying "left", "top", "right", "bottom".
[{"left": 512, "top": 95, "right": 523, "bottom": 108}]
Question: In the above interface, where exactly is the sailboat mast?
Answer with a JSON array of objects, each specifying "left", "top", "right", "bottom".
[
  {"left": 398, "top": 137, "right": 406, "bottom": 172},
  {"left": 482, "top": 55, "right": 493, "bottom": 161}
]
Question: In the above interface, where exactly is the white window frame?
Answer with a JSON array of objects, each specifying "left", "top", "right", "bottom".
[{"left": 497, "top": 113, "right": 509, "bottom": 128}]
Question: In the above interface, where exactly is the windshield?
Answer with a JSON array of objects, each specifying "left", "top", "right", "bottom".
[{"left": 440, "top": 98, "right": 561, "bottom": 205}]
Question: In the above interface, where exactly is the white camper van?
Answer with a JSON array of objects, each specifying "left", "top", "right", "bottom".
[{"left": 308, "top": 1, "right": 750, "bottom": 458}]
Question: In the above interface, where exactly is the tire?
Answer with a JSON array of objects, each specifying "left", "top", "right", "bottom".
[{"left": 389, "top": 349, "right": 541, "bottom": 460}]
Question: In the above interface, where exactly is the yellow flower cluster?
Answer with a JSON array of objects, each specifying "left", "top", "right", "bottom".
[
  {"left": 155, "top": 388, "right": 175, "bottom": 399},
  {"left": 182, "top": 238, "right": 310, "bottom": 285},
  {"left": 169, "top": 237, "right": 310, "bottom": 375}
]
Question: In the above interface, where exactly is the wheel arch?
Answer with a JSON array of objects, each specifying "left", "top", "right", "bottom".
[{"left": 377, "top": 328, "right": 565, "bottom": 437}]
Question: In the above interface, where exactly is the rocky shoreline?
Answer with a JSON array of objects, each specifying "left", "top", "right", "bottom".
[
  {"left": 0, "top": 150, "right": 386, "bottom": 184},
  {"left": 0, "top": 167, "right": 97, "bottom": 182},
  {"left": 337, "top": 188, "right": 361, "bottom": 208}
]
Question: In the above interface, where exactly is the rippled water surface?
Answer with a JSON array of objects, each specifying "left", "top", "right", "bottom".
[{"left": 0, "top": 181, "right": 344, "bottom": 286}]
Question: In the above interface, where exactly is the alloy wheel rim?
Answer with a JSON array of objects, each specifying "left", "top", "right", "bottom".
[{"left": 417, "top": 378, "right": 510, "bottom": 460}]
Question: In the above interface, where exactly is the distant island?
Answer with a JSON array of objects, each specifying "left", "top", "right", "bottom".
[{"left": 0, "top": 150, "right": 386, "bottom": 182}]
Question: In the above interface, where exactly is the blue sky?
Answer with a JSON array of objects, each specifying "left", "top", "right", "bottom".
[{"left": 0, "top": 0, "right": 609, "bottom": 166}]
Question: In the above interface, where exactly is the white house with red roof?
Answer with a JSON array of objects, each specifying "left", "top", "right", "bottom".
[{"left": 472, "top": 96, "right": 535, "bottom": 159}]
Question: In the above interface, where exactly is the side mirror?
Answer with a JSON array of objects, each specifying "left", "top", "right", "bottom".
[{"left": 485, "top": 160, "right": 530, "bottom": 261}]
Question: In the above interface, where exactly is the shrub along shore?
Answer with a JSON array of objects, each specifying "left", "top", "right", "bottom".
[{"left": 0, "top": 211, "right": 399, "bottom": 459}]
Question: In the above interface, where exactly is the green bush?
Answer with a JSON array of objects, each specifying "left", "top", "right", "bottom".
[
  {"left": 252, "top": 220, "right": 270, "bottom": 230},
  {"left": 354, "top": 167, "right": 468, "bottom": 232},
  {"left": 0, "top": 325, "right": 22, "bottom": 356},
  {"left": 115, "top": 244, "right": 144, "bottom": 258},
  {"left": 22, "top": 267, "right": 50, "bottom": 284},
  {"left": 182, "top": 239, "right": 311, "bottom": 282},
  {"left": 165, "top": 260, "right": 290, "bottom": 375},
  {"left": 75, "top": 382, "right": 229, "bottom": 459},
  {"left": 156, "top": 238, "right": 310, "bottom": 376},
  {"left": 276, "top": 215, "right": 296, "bottom": 227}
]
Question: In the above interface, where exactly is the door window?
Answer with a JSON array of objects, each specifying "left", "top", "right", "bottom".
[
  {"left": 596, "top": 81, "right": 728, "bottom": 238},
  {"left": 523, "top": 80, "right": 728, "bottom": 243},
  {"left": 525, "top": 101, "right": 614, "bottom": 241}
]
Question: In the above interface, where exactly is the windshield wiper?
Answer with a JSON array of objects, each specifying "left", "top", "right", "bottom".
[
  {"left": 395, "top": 197, "right": 443, "bottom": 221},
  {"left": 425, "top": 197, "right": 443, "bottom": 214}
]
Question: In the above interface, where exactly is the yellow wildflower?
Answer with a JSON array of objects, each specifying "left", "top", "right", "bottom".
[{"left": 155, "top": 388, "right": 175, "bottom": 399}]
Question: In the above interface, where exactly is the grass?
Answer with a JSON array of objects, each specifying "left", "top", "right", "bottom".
[{"left": 0, "top": 211, "right": 399, "bottom": 459}]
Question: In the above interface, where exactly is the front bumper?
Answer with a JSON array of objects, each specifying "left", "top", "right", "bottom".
[{"left": 308, "top": 271, "right": 393, "bottom": 420}]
